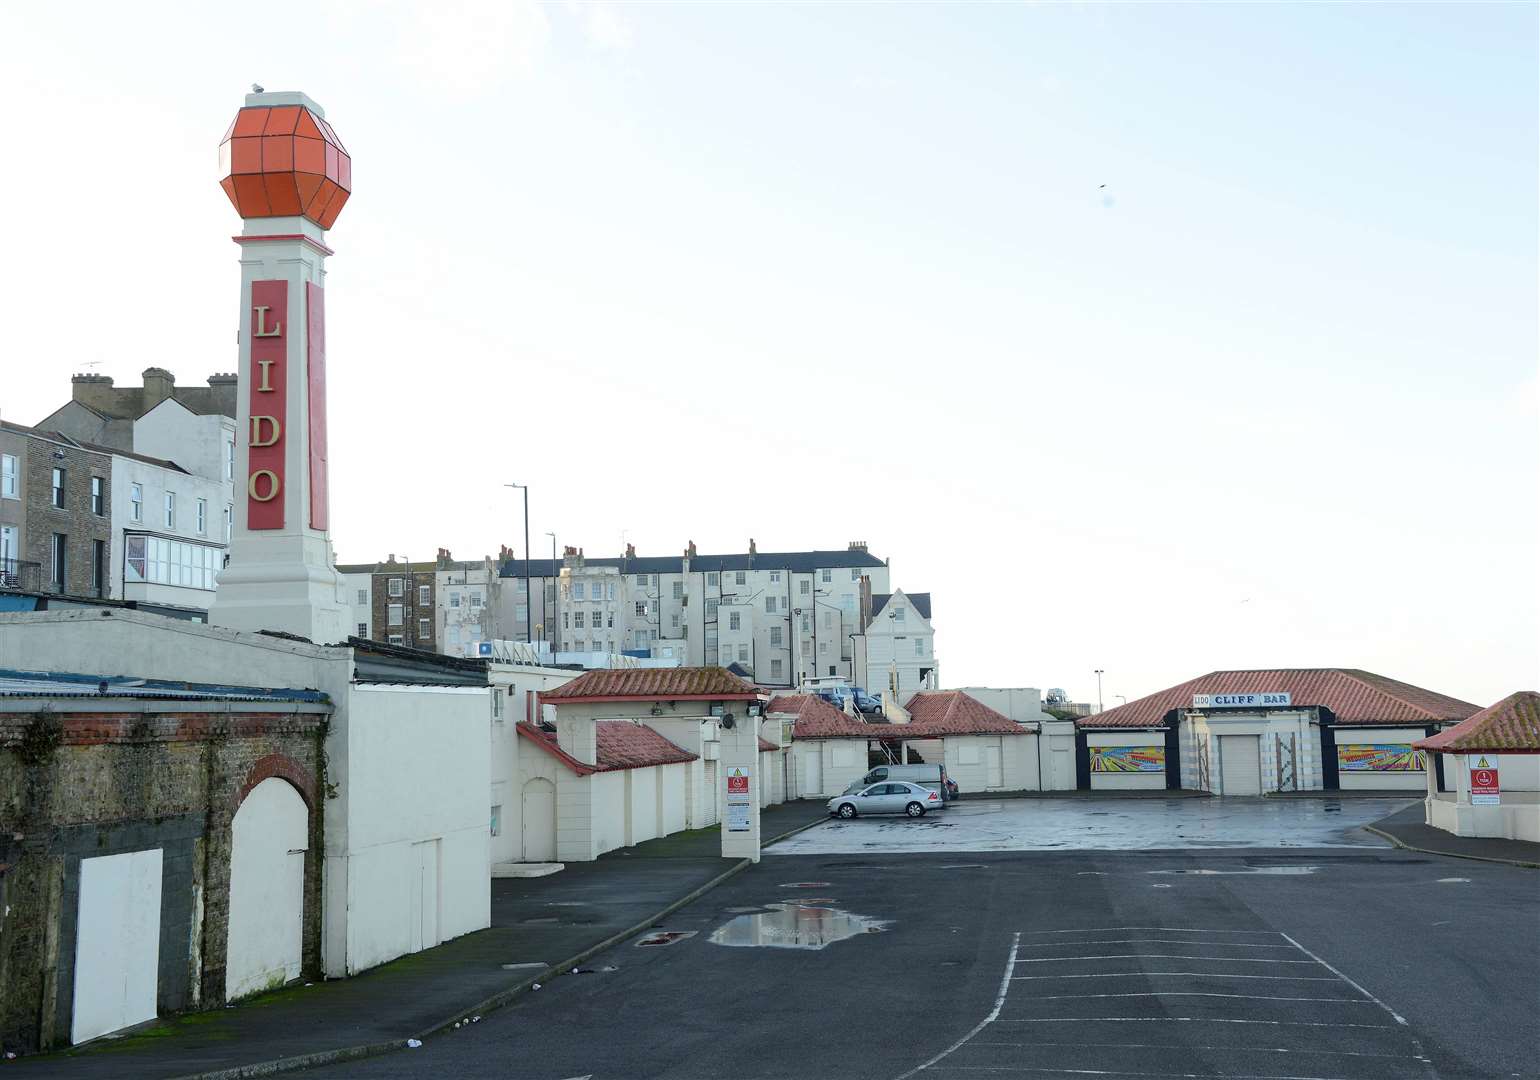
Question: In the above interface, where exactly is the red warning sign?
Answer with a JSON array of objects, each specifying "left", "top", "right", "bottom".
[
  {"left": 1468, "top": 755, "right": 1500, "bottom": 805},
  {"left": 726, "top": 766, "right": 751, "bottom": 801}
]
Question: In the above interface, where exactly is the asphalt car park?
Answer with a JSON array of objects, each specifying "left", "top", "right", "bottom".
[{"left": 299, "top": 815, "right": 1539, "bottom": 1080}]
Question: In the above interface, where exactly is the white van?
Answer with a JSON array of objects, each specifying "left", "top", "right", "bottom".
[{"left": 846, "top": 764, "right": 955, "bottom": 802}]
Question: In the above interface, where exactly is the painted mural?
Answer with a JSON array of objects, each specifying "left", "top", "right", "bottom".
[
  {"left": 1336, "top": 743, "right": 1426, "bottom": 772},
  {"left": 1090, "top": 745, "right": 1165, "bottom": 773}
]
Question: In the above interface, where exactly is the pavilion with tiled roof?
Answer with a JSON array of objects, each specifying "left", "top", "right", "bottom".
[{"left": 1413, "top": 691, "right": 1540, "bottom": 844}]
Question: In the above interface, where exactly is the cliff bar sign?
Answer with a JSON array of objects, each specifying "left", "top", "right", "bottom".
[{"left": 1192, "top": 692, "right": 1292, "bottom": 709}]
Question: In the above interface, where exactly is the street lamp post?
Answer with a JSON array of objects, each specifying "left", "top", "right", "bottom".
[
  {"left": 504, "top": 483, "right": 532, "bottom": 644},
  {"left": 545, "top": 531, "right": 558, "bottom": 653},
  {"left": 1094, "top": 669, "right": 1105, "bottom": 714}
]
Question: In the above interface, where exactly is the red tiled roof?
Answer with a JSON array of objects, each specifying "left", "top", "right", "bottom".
[
  {"left": 1415, "top": 691, "right": 1540, "bottom": 753},
  {"left": 758, "top": 735, "right": 779, "bottom": 752},
  {"left": 901, "top": 691, "right": 1027, "bottom": 736},
  {"left": 766, "top": 694, "right": 874, "bottom": 739},
  {"left": 541, "top": 667, "right": 763, "bottom": 701},
  {"left": 1081, "top": 669, "right": 1481, "bottom": 729},
  {"left": 516, "top": 721, "right": 697, "bottom": 775}
]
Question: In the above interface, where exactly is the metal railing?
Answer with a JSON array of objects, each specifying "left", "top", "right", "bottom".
[{"left": 0, "top": 557, "right": 41, "bottom": 592}]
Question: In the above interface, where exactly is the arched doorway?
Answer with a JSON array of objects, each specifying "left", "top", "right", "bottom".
[
  {"left": 521, "top": 779, "right": 556, "bottom": 862},
  {"left": 226, "top": 777, "right": 308, "bottom": 1000}
]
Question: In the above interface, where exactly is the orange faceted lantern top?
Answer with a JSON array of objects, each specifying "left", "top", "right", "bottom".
[{"left": 218, "top": 105, "right": 351, "bottom": 230}]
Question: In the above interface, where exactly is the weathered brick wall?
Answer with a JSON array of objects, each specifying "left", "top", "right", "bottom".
[
  {"left": 23, "top": 438, "right": 111, "bottom": 596},
  {"left": 0, "top": 708, "right": 327, "bottom": 1054}
]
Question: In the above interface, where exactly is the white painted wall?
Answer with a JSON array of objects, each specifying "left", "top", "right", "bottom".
[
  {"left": 793, "top": 739, "right": 869, "bottom": 797},
  {"left": 1426, "top": 753, "right": 1540, "bottom": 842},
  {"left": 337, "top": 684, "right": 490, "bottom": 976},
  {"left": 111, "top": 454, "right": 228, "bottom": 608},
  {"left": 660, "top": 763, "right": 689, "bottom": 835},
  {"left": 226, "top": 777, "right": 308, "bottom": 1000},
  {"left": 591, "top": 771, "right": 627, "bottom": 856},
  {"left": 72, "top": 848, "right": 163, "bottom": 1044},
  {"left": 626, "top": 766, "right": 660, "bottom": 846},
  {"left": 487, "top": 663, "right": 573, "bottom": 865},
  {"left": 956, "top": 687, "right": 1050, "bottom": 725}
]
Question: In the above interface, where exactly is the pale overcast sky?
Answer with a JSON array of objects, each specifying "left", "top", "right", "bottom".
[{"left": 1, "top": 2, "right": 1534, "bottom": 707}]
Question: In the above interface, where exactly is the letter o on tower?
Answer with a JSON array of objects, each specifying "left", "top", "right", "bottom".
[{"left": 248, "top": 470, "right": 281, "bottom": 502}]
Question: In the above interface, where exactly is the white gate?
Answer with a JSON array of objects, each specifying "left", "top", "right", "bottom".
[
  {"left": 226, "top": 778, "right": 307, "bottom": 1001},
  {"left": 521, "top": 779, "right": 556, "bottom": 862},
  {"left": 73, "top": 848, "right": 163, "bottom": 1043}
]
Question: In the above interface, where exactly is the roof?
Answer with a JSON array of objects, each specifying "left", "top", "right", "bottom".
[
  {"left": 0, "top": 668, "right": 329, "bottom": 704},
  {"left": 542, "top": 666, "right": 763, "bottom": 701},
  {"left": 871, "top": 592, "right": 932, "bottom": 620},
  {"left": 758, "top": 735, "right": 779, "bottom": 752},
  {"left": 901, "top": 691, "right": 1026, "bottom": 736},
  {"left": 517, "top": 720, "right": 697, "bottom": 775},
  {"left": 767, "top": 694, "right": 876, "bottom": 739},
  {"left": 1082, "top": 669, "right": 1482, "bottom": 729},
  {"left": 498, "top": 548, "right": 886, "bottom": 579},
  {"left": 0, "top": 420, "right": 189, "bottom": 473},
  {"left": 1415, "top": 691, "right": 1540, "bottom": 754}
]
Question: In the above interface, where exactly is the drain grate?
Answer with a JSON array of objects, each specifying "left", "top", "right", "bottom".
[{"left": 636, "top": 930, "right": 697, "bottom": 947}]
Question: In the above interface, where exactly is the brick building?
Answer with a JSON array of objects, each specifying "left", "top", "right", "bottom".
[
  {"left": 0, "top": 670, "right": 331, "bottom": 1054},
  {"left": 333, "top": 555, "right": 438, "bottom": 650},
  {"left": 16, "top": 422, "right": 112, "bottom": 597}
]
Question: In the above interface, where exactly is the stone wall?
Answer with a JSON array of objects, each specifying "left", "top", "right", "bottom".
[{"left": 0, "top": 706, "right": 328, "bottom": 1054}]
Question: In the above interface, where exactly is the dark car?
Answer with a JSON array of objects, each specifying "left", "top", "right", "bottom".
[{"left": 816, "top": 685, "right": 883, "bottom": 716}]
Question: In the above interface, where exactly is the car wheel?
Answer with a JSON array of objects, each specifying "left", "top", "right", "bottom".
[
  {"left": 905, "top": 802, "right": 925, "bottom": 817},
  {"left": 838, "top": 803, "right": 857, "bottom": 819}
]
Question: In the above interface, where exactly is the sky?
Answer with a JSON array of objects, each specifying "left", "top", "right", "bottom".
[{"left": 1, "top": 2, "right": 1534, "bottom": 708}]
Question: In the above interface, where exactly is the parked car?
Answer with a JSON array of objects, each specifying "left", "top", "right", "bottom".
[
  {"left": 813, "top": 685, "right": 883, "bottom": 716},
  {"left": 827, "top": 781, "right": 942, "bottom": 819},
  {"left": 852, "top": 763, "right": 954, "bottom": 802}
]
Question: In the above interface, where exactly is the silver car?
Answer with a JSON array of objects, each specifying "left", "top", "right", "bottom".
[{"left": 827, "top": 781, "right": 942, "bottom": 819}]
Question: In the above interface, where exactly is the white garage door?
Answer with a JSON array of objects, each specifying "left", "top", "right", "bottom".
[
  {"left": 1219, "top": 735, "right": 1262, "bottom": 796},
  {"left": 226, "top": 778, "right": 308, "bottom": 1001},
  {"left": 73, "top": 848, "right": 163, "bottom": 1044}
]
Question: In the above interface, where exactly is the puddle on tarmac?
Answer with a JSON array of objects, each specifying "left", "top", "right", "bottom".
[
  {"left": 709, "top": 903, "right": 890, "bottom": 950},
  {"left": 1149, "top": 866, "right": 1320, "bottom": 876},
  {"left": 636, "top": 930, "right": 697, "bottom": 947},
  {"left": 779, "top": 881, "right": 832, "bottom": 888}
]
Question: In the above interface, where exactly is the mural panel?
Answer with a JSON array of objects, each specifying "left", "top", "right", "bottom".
[
  {"left": 1337, "top": 743, "right": 1425, "bottom": 772},
  {"left": 1090, "top": 745, "right": 1165, "bottom": 773}
]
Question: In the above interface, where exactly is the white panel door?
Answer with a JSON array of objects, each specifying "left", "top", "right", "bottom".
[
  {"left": 1219, "top": 735, "right": 1262, "bottom": 796},
  {"left": 984, "top": 741, "right": 1004, "bottom": 789},
  {"left": 410, "top": 839, "right": 441, "bottom": 953},
  {"left": 521, "top": 779, "right": 556, "bottom": 861},
  {"left": 226, "top": 778, "right": 308, "bottom": 1001},
  {"left": 806, "top": 748, "right": 823, "bottom": 796},
  {"left": 73, "top": 848, "right": 163, "bottom": 1044}
]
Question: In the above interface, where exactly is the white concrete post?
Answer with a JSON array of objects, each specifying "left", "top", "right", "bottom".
[{"left": 719, "top": 713, "right": 762, "bottom": 862}]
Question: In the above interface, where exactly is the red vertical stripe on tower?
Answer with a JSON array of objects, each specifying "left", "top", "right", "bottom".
[
  {"left": 248, "top": 280, "right": 287, "bottom": 529},
  {"left": 306, "top": 282, "right": 329, "bottom": 531}
]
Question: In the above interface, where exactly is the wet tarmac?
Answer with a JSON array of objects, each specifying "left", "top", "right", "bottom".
[
  {"left": 768, "top": 796, "right": 1419, "bottom": 854},
  {"left": 708, "top": 902, "right": 889, "bottom": 949}
]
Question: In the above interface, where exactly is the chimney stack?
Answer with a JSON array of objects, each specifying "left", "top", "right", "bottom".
[
  {"left": 748, "top": 538, "right": 757, "bottom": 556},
  {"left": 848, "top": 540, "right": 867, "bottom": 552},
  {"left": 625, "top": 542, "right": 636, "bottom": 559},
  {"left": 141, "top": 367, "right": 175, "bottom": 409}
]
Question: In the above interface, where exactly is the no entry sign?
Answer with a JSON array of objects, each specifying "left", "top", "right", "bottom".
[
  {"left": 726, "top": 766, "right": 751, "bottom": 803},
  {"left": 1468, "top": 755, "right": 1500, "bottom": 806}
]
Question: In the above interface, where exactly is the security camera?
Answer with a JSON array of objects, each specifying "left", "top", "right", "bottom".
[{"left": 720, "top": 713, "right": 736, "bottom": 730}]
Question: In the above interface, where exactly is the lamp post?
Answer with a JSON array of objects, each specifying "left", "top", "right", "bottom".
[
  {"left": 1094, "top": 669, "right": 1105, "bottom": 714},
  {"left": 545, "top": 531, "right": 558, "bottom": 653},
  {"left": 1116, "top": 694, "right": 1127, "bottom": 707},
  {"left": 504, "top": 483, "right": 532, "bottom": 644}
]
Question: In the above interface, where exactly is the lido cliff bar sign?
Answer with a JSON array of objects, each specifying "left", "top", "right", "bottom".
[{"left": 248, "top": 280, "right": 287, "bottom": 529}]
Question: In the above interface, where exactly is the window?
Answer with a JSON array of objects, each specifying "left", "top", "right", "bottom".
[
  {"left": 769, "top": 571, "right": 781, "bottom": 584},
  {"left": 574, "top": 611, "right": 585, "bottom": 628},
  {"left": 801, "top": 616, "right": 810, "bottom": 633},
  {"left": 0, "top": 525, "right": 16, "bottom": 564},
  {"left": 573, "top": 582, "right": 585, "bottom": 600},
  {"left": 491, "top": 690, "right": 503, "bottom": 719},
  {"left": 388, "top": 604, "right": 403, "bottom": 626},
  {"left": 916, "top": 638, "right": 925, "bottom": 656},
  {"left": 851, "top": 569, "right": 861, "bottom": 581},
  {"left": 450, "top": 591, "right": 461, "bottom": 608},
  {"left": 672, "top": 581, "right": 683, "bottom": 599},
  {"left": 225, "top": 439, "right": 235, "bottom": 481},
  {"left": 735, "top": 570, "right": 746, "bottom": 586},
  {"left": 821, "top": 568, "right": 831, "bottom": 583},
  {"left": 164, "top": 491, "right": 176, "bottom": 529},
  {"left": 706, "top": 598, "right": 719, "bottom": 618},
  {"left": 470, "top": 591, "right": 482, "bottom": 609},
  {"left": 651, "top": 574, "right": 659, "bottom": 587},
  {"left": 671, "top": 612, "right": 680, "bottom": 629},
  {"left": 635, "top": 601, "right": 647, "bottom": 617},
  {"left": 800, "top": 579, "right": 810, "bottom": 595},
  {"left": 893, "top": 606, "right": 906, "bottom": 623},
  {"left": 51, "top": 468, "right": 65, "bottom": 509},
  {"left": 357, "top": 589, "right": 368, "bottom": 605},
  {"left": 357, "top": 622, "right": 368, "bottom": 636},
  {"left": 636, "top": 574, "right": 647, "bottom": 587},
  {"left": 129, "top": 483, "right": 143, "bottom": 521},
  {"left": 515, "top": 604, "right": 527, "bottom": 624},
  {"left": 449, "top": 626, "right": 461, "bottom": 645},
  {"left": 124, "top": 535, "right": 221, "bottom": 590},
  {"left": 388, "top": 634, "right": 403, "bottom": 645},
  {"left": 490, "top": 805, "right": 502, "bottom": 837},
  {"left": 824, "top": 611, "right": 833, "bottom": 628},
  {"left": 770, "top": 626, "right": 783, "bottom": 646},
  {"left": 563, "top": 612, "right": 570, "bottom": 629},
  {"left": 764, "top": 596, "right": 776, "bottom": 614},
  {"left": 91, "top": 540, "right": 105, "bottom": 597},
  {"left": 196, "top": 498, "right": 207, "bottom": 533},
  {"left": 0, "top": 454, "right": 16, "bottom": 498},
  {"left": 419, "top": 584, "right": 430, "bottom": 605},
  {"left": 574, "top": 639, "right": 586, "bottom": 652},
  {"left": 738, "top": 645, "right": 749, "bottom": 662},
  {"left": 90, "top": 477, "right": 104, "bottom": 515},
  {"left": 388, "top": 577, "right": 403, "bottom": 597},
  {"left": 771, "top": 658, "right": 784, "bottom": 680},
  {"left": 729, "top": 611, "right": 741, "bottom": 631},
  {"left": 224, "top": 504, "right": 232, "bottom": 541},
  {"left": 50, "top": 533, "right": 66, "bottom": 588},
  {"left": 606, "top": 611, "right": 614, "bottom": 628},
  {"left": 707, "top": 572, "right": 719, "bottom": 586},
  {"left": 418, "top": 617, "right": 430, "bottom": 639},
  {"left": 820, "top": 640, "right": 828, "bottom": 654}
]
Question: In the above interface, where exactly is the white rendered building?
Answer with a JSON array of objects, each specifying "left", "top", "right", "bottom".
[{"left": 853, "top": 589, "right": 939, "bottom": 699}]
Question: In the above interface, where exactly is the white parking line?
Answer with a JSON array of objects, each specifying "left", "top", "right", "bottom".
[
  {"left": 1018, "top": 939, "right": 1296, "bottom": 949},
  {"left": 1020, "top": 927, "right": 1285, "bottom": 935},
  {"left": 1014, "top": 955, "right": 1318, "bottom": 965},
  {"left": 1012, "top": 972, "right": 1340, "bottom": 981},
  {"left": 1024, "top": 993, "right": 1377, "bottom": 1003},
  {"left": 969, "top": 1042, "right": 1417, "bottom": 1060},
  {"left": 991, "top": 1018, "right": 1394, "bottom": 1029},
  {"left": 893, "top": 932, "right": 1021, "bottom": 1080}
]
